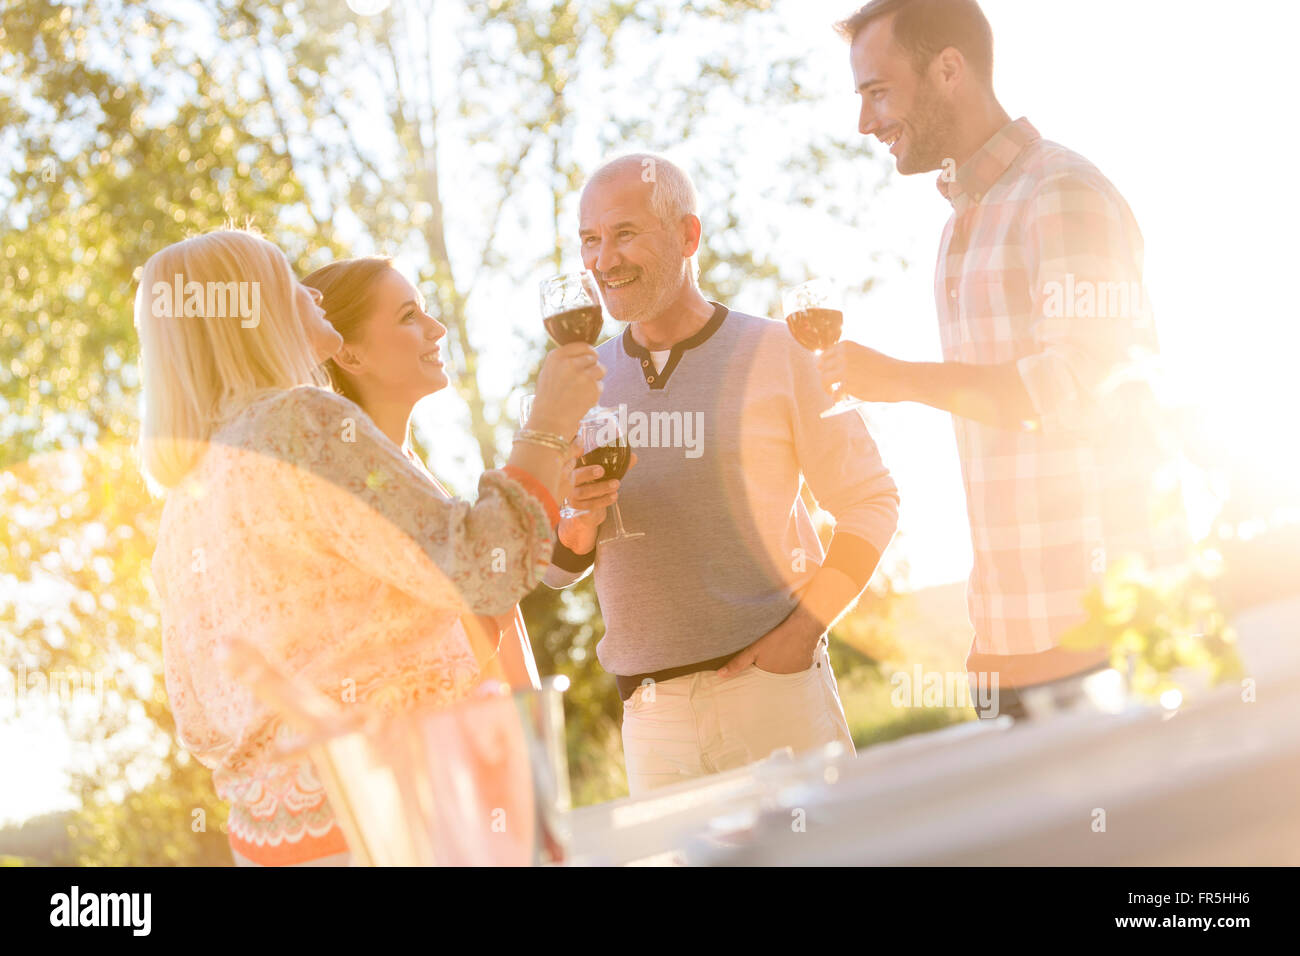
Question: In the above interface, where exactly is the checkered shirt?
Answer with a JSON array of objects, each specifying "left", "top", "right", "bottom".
[{"left": 935, "top": 117, "right": 1177, "bottom": 655}]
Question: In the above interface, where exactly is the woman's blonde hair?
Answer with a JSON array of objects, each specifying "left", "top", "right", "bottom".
[{"left": 134, "top": 228, "right": 330, "bottom": 490}]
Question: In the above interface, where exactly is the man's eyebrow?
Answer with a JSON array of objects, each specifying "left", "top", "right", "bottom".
[
  {"left": 857, "top": 77, "right": 884, "bottom": 93},
  {"left": 579, "top": 220, "right": 639, "bottom": 235}
]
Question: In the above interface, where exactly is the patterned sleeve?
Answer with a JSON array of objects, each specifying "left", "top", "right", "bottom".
[
  {"left": 1018, "top": 169, "right": 1157, "bottom": 431},
  {"left": 255, "top": 386, "right": 555, "bottom": 617}
]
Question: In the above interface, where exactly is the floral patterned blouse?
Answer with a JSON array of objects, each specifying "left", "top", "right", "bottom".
[{"left": 151, "top": 386, "right": 556, "bottom": 865}]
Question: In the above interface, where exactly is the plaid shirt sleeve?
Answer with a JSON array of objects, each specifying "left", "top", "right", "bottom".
[{"left": 1016, "top": 170, "right": 1154, "bottom": 432}]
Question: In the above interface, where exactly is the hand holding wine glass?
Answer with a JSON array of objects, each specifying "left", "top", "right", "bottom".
[
  {"left": 533, "top": 272, "right": 642, "bottom": 547},
  {"left": 528, "top": 344, "right": 604, "bottom": 437},
  {"left": 525, "top": 270, "right": 607, "bottom": 436},
  {"left": 557, "top": 443, "right": 639, "bottom": 555},
  {"left": 782, "top": 278, "right": 866, "bottom": 419},
  {"left": 511, "top": 348, "right": 602, "bottom": 519},
  {"left": 563, "top": 406, "right": 643, "bottom": 546},
  {"left": 814, "top": 341, "right": 905, "bottom": 405}
]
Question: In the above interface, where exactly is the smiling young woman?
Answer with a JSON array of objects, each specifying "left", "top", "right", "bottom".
[{"left": 302, "top": 256, "right": 544, "bottom": 692}]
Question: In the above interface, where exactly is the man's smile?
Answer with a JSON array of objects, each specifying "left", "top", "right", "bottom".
[{"left": 878, "top": 125, "right": 903, "bottom": 153}]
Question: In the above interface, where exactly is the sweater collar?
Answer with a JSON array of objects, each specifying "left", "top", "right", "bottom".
[{"left": 621, "top": 301, "right": 729, "bottom": 390}]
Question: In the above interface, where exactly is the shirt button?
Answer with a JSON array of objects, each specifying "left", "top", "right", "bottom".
[
  {"left": 646, "top": 374, "right": 655, "bottom": 383},
  {"left": 641, "top": 359, "right": 649, "bottom": 367}
]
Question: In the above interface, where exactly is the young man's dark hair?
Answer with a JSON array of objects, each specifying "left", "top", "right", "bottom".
[{"left": 835, "top": 0, "right": 995, "bottom": 86}]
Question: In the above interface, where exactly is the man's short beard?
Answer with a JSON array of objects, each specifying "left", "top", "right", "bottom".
[
  {"left": 897, "top": 76, "right": 959, "bottom": 175},
  {"left": 610, "top": 258, "right": 691, "bottom": 325}
]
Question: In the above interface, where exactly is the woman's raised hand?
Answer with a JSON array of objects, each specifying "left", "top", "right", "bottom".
[{"left": 527, "top": 343, "right": 604, "bottom": 437}]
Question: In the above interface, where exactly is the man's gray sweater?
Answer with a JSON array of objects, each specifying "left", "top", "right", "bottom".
[{"left": 545, "top": 303, "right": 899, "bottom": 678}]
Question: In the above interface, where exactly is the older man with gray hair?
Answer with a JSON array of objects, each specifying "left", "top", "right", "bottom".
[{"left": 545, "top": 153, "right": 900, "bottom": 795}]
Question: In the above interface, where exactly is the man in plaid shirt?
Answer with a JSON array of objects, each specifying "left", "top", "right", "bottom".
[{"left": 824, "top": 0, "right": 1183, "bottom": 716}]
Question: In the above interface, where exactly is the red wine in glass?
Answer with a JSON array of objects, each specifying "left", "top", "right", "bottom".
[
  {"left": 540, "top": 271, "right": 604, "bottom": 347},
  {"left": 781, "top": 279, "right": 865, "bottom": 419},
  {"left": 544, "top": 305, "right": 604, "bottom": 346},
  {"left": 574, "top": 407, "right": 642, "bottom": 542},
  {"left": 577, "top": 439, "right": 630, "bottom": 480},
  {"left": 785, "top": 307, "right": 843, "bottom": 352}
]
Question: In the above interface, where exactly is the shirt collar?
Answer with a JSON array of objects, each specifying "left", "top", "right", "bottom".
[{"left": 937, "top": 117, "right": 1040, "bottom": 212}]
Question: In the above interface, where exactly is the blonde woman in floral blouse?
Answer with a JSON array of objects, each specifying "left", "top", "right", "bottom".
[{"left": 135, "top": 229, "right": 602, "bottom": 865}]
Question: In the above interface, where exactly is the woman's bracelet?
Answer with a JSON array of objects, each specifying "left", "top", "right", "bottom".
[{"left": 513, "top": 429, "right": 571, "bottom": 454}]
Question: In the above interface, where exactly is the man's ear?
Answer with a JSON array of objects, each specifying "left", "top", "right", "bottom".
[
  {"left": 682, "top": 214, "right": 703, "bottom": 259},
  {"left": 332, "top": 344, "right": 364, "bottom": 375},
  {"left": 934, "top": 46, "right": 964, "bottom": 90}
]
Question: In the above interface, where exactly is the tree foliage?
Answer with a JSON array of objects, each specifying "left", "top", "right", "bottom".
[{"left": 1060, "top": 552, "right": 1244, "bottom": 701}]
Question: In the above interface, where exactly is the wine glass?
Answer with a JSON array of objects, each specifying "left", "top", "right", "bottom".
[
  {"left": 539, "top": 271, "right": 605, "bottom": 346},
  {"left": 782, "top": 278, "right": 865, "bottom": 419},
  {"left": 574, "top": 406, "right": 642, "bottom": 543}
]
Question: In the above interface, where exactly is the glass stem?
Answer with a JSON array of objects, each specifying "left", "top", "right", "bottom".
[
  {"left": 610, "top": 502, "right": 630, "bottom": 538},
  {"left": 814, "top": 349, "right": 845, "bottom": 403}
]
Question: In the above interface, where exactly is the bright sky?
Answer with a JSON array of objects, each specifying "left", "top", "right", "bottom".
[{"left": 5, "top": 0, "right": 1298, "bottom": 828}]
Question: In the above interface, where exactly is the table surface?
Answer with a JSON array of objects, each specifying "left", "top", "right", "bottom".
[{"left": 565, "top": 596, "right": 1300, "bottom": 866}]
